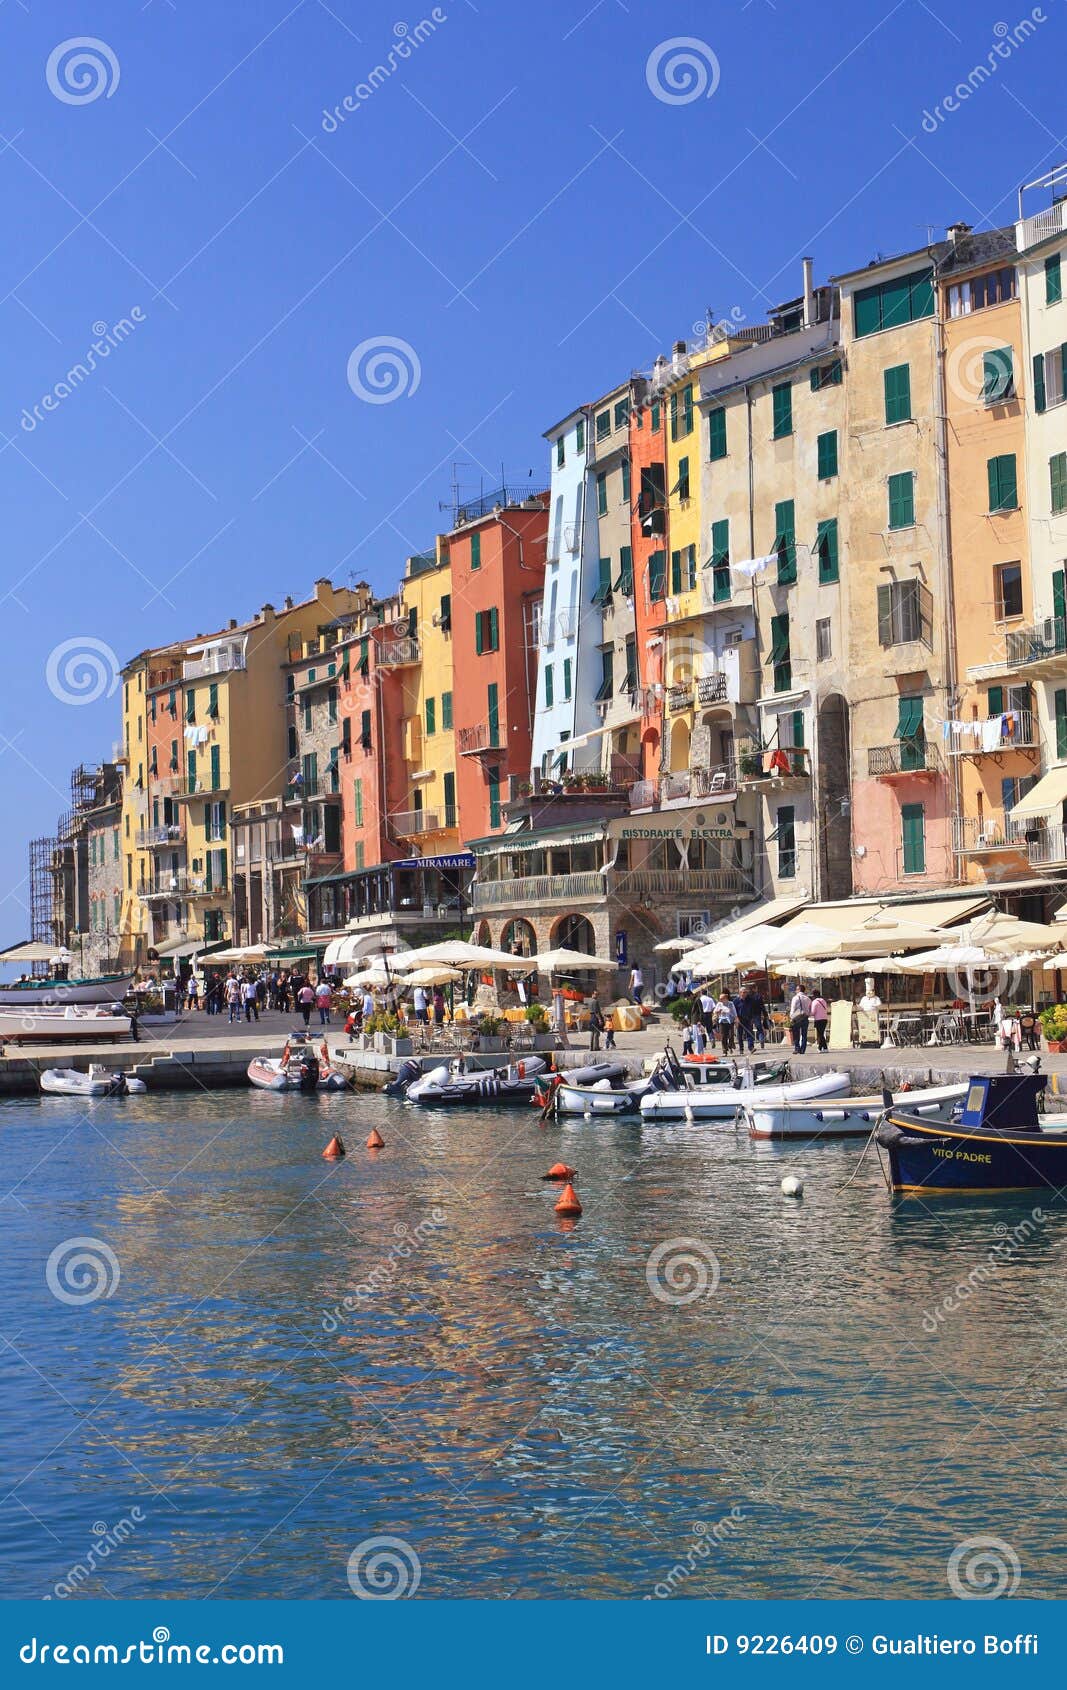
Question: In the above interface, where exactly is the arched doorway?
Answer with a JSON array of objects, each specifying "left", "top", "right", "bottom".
[
  {"left": 552, "top": 913, "right": 596, "bottom": 954},
  {"left": 669, "top": 717, "right": 691, "bottom": 774},
  {"left": 501, "top": 917, "right": 536, "bottom": 958},
  {"left": 817, "top": 693, "right": 853, "bottom": 900},
  {"left": 473, "top": 920, "right": 491, "bottom": 947}
]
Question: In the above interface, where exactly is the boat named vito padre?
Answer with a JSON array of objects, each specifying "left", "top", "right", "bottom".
[
  {"left": 0, "top": 973, "right": 134, "bottom": 1009},
  {"left": 877, "top": 1067, "right": 1067, "bottom": 1193}
]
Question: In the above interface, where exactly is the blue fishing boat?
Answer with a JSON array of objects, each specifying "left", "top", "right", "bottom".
[{"left": 877, "top": 1069, "right": 1067, "bottom": 1194}]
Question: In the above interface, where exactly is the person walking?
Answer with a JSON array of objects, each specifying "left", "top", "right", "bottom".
[
  {"left": 242, "top": 975, "right": 260, "bottom": 1023},
  {"left": 811, "top": 991, "right": 830, "bottom": 1052},
  {"left": 315, "top": 978, "right": 332, "bottom": 1026},
  {"left": 186, "top": 973, "right": 199, "bottom": 1012},
  {"left": 789, "top": 984, "right": 812, "bottom": 1055},
  {"left": 699, "top": 985, "right": 716, "bottom": 1040},
  {"left": 361, "top": 987, "right": 376, "bottom": 1025},
  {"left": 412, "top": 983, "right": 429, "bottom": 1025},
  {"left": 750, "top": 988, "right": 768, "bottom": 1050},
  {"left": 432, "top": 987, "right": 445, "bottom": 1027},
  {"left": 298, "top": 981, "right": 315, "bottom": 1029},
  {"left": 628, "top": 963, "right": 644, "bottom": 1006},
  {"left": 715, "top": 990, "right": 737, "bottom": 1055},
  {"left": 225, "top": 973, "right": 241, "bottom": 1024},
  {"left": 588, "top": 993, "right": 605, "bottom": 1051},
  {"left": 688, "top": 1014, "right": 706, "bottom": 1056}
]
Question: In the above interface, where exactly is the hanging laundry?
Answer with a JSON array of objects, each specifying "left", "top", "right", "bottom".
[
  {"left": 981, "top": 716, "right": 1004, "bottom": 752},
  {"left": 731, "top": 553, "right": 776, "bottom": 579}
]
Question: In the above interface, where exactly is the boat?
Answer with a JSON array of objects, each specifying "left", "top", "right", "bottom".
[
  {"left": 247, "top": 1037, "right": 348, "bottom": 1092},
  {"left": 404, "top": 1054, "right": 553, "bottom": 1106},
  {"left": 877, "top": 1068, "right": 1067, "bottom": 1194},
  {"left": 0, "top": 1006, "right": 131, "bottom": 1044},
  {"left": 40, "top": 1064, "right": 146, "bottom": 1097},
  {"left": 0, "top": 973, "right": 134, "bottom": 1009},
  {"left": 640, "top": 1067, "right": 852, "bottom": 1122},
  {"left": 746, "top": 1080, "right": 968, "bottom": 1140}
]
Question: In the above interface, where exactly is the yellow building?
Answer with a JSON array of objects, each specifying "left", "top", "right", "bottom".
[
  {"left": 117, "top": 651, "right": 153, "bottom": 968},
  {"left": 397, "top": 545, "right": 459, "bottom": 852}
]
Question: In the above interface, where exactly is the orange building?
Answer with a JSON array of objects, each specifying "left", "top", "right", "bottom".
[{"left": 628, "top": 378, "right": 670, "bottom": 781}]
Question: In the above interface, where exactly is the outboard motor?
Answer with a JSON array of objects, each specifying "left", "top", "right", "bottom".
[
  {"left": 384, "top": 1057, "right": 421, "bottom": 1097},
  {"left": 297, "top": 1053, "right": 320, "bottom": 1092}
]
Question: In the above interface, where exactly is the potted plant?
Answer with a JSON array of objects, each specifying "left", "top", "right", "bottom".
[
  {"left": 668, "top": 994, "right": 694, "bottom": 1025},
  {"left": 524, "top": 1002, "right": 555, "bottom": 1050},
  {"left": 365, "top": 1010, "right": 412, "bottom": 1056},
  {"left": 1040, "top": 1004, "right": 1067, "bottom": 1052},
  {"left": 739, "top": 747, "right": 763, "bottom": 779},
  {"left": 476, "top": 1012, "right": 507, "bottom": 1052}
]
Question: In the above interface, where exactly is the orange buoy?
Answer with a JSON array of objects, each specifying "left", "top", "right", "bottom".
[
  {"left": 322, "top": 1135, "right": 346, "bottom": 1160},
  {"left": 366, "top": 1127, "right": 385, "bottom": 1149},
  {"left": 542, "top": 1162, "right": 577, "bottom": 1181},
  {"left": 554, "top": 1182, "right": 582, "bottom": 1217}
]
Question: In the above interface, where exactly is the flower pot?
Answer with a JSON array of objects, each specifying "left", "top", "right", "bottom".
[
  {"left": 532, "top": 1032, "right": 556, "bottom": 1050},
  {"left": 477, "top": 1035, "right": 505, "bottom": 1052},
  {"left": 1046, "top": 1039, "right": 1063, "bottom": 1054},
  {"left": 389, "top": 1036, "right": 413, "bottom": 1056}
]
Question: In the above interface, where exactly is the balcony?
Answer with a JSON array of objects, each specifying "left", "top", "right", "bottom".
[
  {"left": 182, "top": 649, "right": 245, "bottom": 681},
  {"left": 738, "top": 745, "right": 811, "bottom": 787},
  {"left": 953, "top": 814, "right": 1030, "bottom": 854},
  {"left": 391, "top": 807, "right": 458, "bottom": 838},
  {"left": 378, "top": 637, "right": 420, "bottom": 667},
  {"left": 1005, "top": 617, "right": 1067, "bottom": 678},
  {"left": 630, "top": 762, "right": 738, "bottom": 811},
  {"left": 138, "top": 872, "right": 227, "bottom": 899},
  {"left": 163, "top": 769, "right": 231, "bottom": 800},
  {"left": 472, "top": 870, "right": 606, "bottom": 910},
  {"left": 136, "top": 825, "right": 182, "bottom": 848},
  {"left": 539, "top": 609, "right": 577, "bottom": 645},
  {"left": 607, "top": 867, "right": 746, "bottom": 898},
  {"left": 629, "top": 779, "right": 656, "bottom": 809},
  {"left": 266, "top": 838, "right": 305, "bottom": 864},
  {"left": 458, "top": 722, "right": 505, "bottom": 756},
  {"left": 667, "top": 682, "right": 692, "bottom": 713},
  {"left": 147, "top": 666, "right": 181, "bottom": 691},
  {"left": 867, "top": 741, "right": 943, "bottom": 780},
  {"left": 696, "top": 673, "right": 729, "bottom": 706},
  {"left": 1018, "top": 200, "right": 1067, "bottom": 250},
  {"left": 1027, "top": 824, "right": 1067, "bottom": 868},
  {"left": 945, "top": 710, "right": 1038, "bottom": 757}
]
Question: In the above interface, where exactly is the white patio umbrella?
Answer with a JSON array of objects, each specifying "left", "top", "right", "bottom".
[
  {"left": 770, "top": 956, "right": 867, "bottom": 978},
  {"left": 533, "top": 947, "right": 619, "bottom": 973},
  {"left": 396, "top": 939, "right": 534, "bottom": 971},
  {"left": 400, "top": 965, "right": 464, "bottom": 988},
  {"left": 1038, "top": 952, "right": 1067, "bottom": 970},
  {"left": 677, "top": 923, "right": 793, "bottom": 976},
  {"left": 654, "top": 934, "right": 703, "bottom": 953},
  {"left": 760, "top": 923, "right": 854, "bottom": 962}
]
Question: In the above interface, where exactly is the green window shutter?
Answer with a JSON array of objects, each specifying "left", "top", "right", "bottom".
[
  {"left": 711, "top": 518, "right": 731, "bottom": 600},
  {"left": 854, "top": 285, "right": 882, "bottom": 338},
  {"left": 669, "top": 391, "right": 679, "bottom": 441},
  {"left": 187, "top": 749, "right": 197, "bottom": 788},
  {"left": 1054, "top": 569, "right": 1066, "bottom": 631},
  {"left": 616, "top": 546, "right": 633, "bottom": 595},
  {"left": 596, "top": 409, "right": 611, "bottom": 441},
  {"left": 683, "top": 384, "right": 693, "bottom": 435},
  {"left": 772, "top": 382, "right": 792, "bottom": 438},
  {"left": 987, "top": 685, "right": 1005, "bottom": 715},
  {"left": 593, "top": 556, "right": 612, "bottom": 604},
  {"left": 770, "top": 613, "right": 791, "bottom": 691},
  {"left": 877, "top": 583, "right": 893, "bottom": 645},
  {"left": 488, "top": 769, "right": 501, "bottom": 829},
  {"left": 651, "top": 399, "right": 660, "bottom": 431},
  {"left": 210, "top": 744, "right": 221, "bottom": 790},
  {"left": 816, "top": 518, "right": 839, "bottom": 583},
  {"left": 908, "top": 270, "right": 935, "bottom": 321},
  {"left": 888, "top": 471, "right": 914, "bottom": 529},
  {"left": 185, "top": 689, "right": 195, "bottom": 722},
  {"left": 671, "top": 549, "right": 682, "bottom": 594},
  {"left": 884, "top": 363, "right": 911, "bottom": 424},
  {"left": 1056, "top": 691, "right": 1067, "bottom": 760},
  {"left": 563, "top": 657, "right": 572, "bottom": 699},
  {"left": 470, "top": 531, "right": 481, "bottom": 570},
  {"left": 988, "top": 453, "right": 1018, "bottom": 511},
  {"left": 597, "top": 472, "right": 608, "bottom": 516},
  {"left": 774, "top": 498, "right": 796, "bottom": 583},
  {"left": 901, "top": 803, "right": 926, "bottom": 875},
  {"left": 810, "top": 367, "right": 820, "bottom": 392},
  {"left": 777, "top": 805, "right": 796, "bottom": 878},
  {"left": 475, "top": 611, "right": 483, "bottom": 655},
  {"left": 544, "top": 664, "right": 554, "bottom": 707},
  {"left": 425, "top": 696, "right": 436, "bottom": 735},
  {"left": 983, "top": 346, "right": 1014, "bottom": 404},
  {"left": 443, "top": 772, "right": 455, "bottom": 820},
  {"left": 360, "top": 708, "right": 371, "bottom": 746},
  {"left": 1033, "top": 352, "right": 1047, "bottom": 413},
  {"left": 354, "top": 779, "right": 363, "bottom": 825},
  {"left": 649, "top": 550, "right": 666, "bottom": 600},
  {"left": 816, "top": 430, "right": 838, "bottom": 479},
  {"left": 441, "top": 691, "right": 453, "bottom": 729},
  {"left": 708, "top": 406, "right": 727, "bottom": 460},
  {"left": 576, "top": 419, "right": 585, "bottom": 452},
  {"left": 792, "top": 710, "right": 805, "bottom": 747},
  {"left": 208, "top": 682, "right": 218, "bottom": 716},
  {"left": 489, "top": 606, "right": 499, "bottom": 650},
  {"left": 614, "top": 399, "right": 629, "bottom": 430},
  {"left": 1046, "top": 254, "right": 1062, "bottom": 305},
  {"left": 487, "top": 683, "right": 499, "bottom": 742},
  {"left": 621, "top": 457, "right": 631, "bottom": 502},
  {"left": 556, "top": 437, "right": 565, "bottom": 468},
  {"left": 1051, "top": 453, "right": 1067, "bottom": 515},
  {"left": 678, "top": 455, "right": 690, "bottom": 499}
]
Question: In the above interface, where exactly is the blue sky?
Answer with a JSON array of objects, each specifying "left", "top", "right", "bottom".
[{"left": 0, "top": 0, "right": 1064, "bottom": 936}]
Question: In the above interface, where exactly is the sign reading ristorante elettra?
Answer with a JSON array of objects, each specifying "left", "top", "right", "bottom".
[{"left": 619, "top": 826, "right": 734, "bottom": 840}]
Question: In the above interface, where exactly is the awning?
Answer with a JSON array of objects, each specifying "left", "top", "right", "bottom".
[
  {"left": 322, "top": 932, "right": 394, "bottom": 968},
  {"left": 471, "top": 826, "right": 607, "bottom": 856},
  {"left": 1006, "top": 765, "right": 1067, "bottom": 818},
  {"left": 155, "top": 936, "right": 224, "bottom": 959},
  {"left": 265, "top": 944, "right": 322, "bottom": 963},
  {"left": 780, "top": 893, "right": 990, "bottom": 935}
]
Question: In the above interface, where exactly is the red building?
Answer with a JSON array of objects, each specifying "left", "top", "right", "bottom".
[{"left": 628, "top": 390, "right": 670, "bottom": 780}]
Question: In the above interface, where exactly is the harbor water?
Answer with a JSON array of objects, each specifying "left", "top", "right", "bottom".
[{"left": 2, "top": 1089, "right": 1065, "bottom": 1600}]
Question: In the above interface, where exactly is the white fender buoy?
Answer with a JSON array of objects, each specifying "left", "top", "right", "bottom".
[{"left": 781, "top": 1174, "right": 804, "bottom": 1198}]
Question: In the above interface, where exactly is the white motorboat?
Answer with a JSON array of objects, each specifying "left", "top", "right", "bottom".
[
  {"left": 248, "top": 1037, "right": 348, "bottom": 1092},
  {"left": 405, "top": 1054, "right": 552, "bottom": 1105},
  {"left": 640, "top": 1068, "right": 852, "bottom": 1121},
  {"left": 0, "top": 1006, "right": 131, "bottom": 1043},
  {"left": 745, "top": 1080, "right": 968, "bottom": 1139},
  {"left": 40, "top": 1064, "right": 147, "bottom": 1098},
  {"left": 0, "top": 973, "right": 133, "bottom": 1009}
]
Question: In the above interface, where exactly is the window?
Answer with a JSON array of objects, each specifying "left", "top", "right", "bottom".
[
  {"left": 774, "top": 499, "right": 796, "bottom": 584},
  {"left": 596, "top": 409, "right": 611, "bottom": 441},
  {"left": 888, "top": 470, "right": 915, "bottom": 529},
  {"left": 816, "top": 518, "right": 839, "bottom": 584},
  {"left": 1052, "top": 453, "right": 1067, "bottom": 515},
  {"left": 1032, "top": 342, "right": 1067, "bottom": 411},
  {"left": 303, "top": 694, "right": 312, "bottom": 733},
  {"left": 651, "top": 399, "right": 661, "bottom": 432},
  {"left": 443, "top": 771, "right": 456, "bottom": 826},
  {"left": 816, "top": 430, "right": 838, "bottom": 479},
  {"left": 439, "top": 592, "right": 451, "bottom": 632},
  {"left": 170, "top": 738, "right": 178, "bottom": 772},
  {"left": 621, "top": 457, "right": 631, "bottom": 504},
  {"left": 597, "top": 472, "right": 608, "bottom": 516},
  {"left": 487, "top": 683, "right": 500, "bottom": 746},
  {"left": 776, "top": 805, "right": 796, "bottom": 879},
  {"left": 770, "top": 613, "right": 791, "bottom": 692},
  {"left": 877, "top": 579, "right": 933, "bottom": 647},
  {"left": 441, "top": 690, "right": 453, "bottom": 729},
  {"left": 771, "top": 382, "right": 793, "bottom": 438},
  {"left": 544, "top": 664, "right": 554, "bottom": 708},
  {"left": 884, "top": 363, "right": 911, "bottom": 424},
  {"left": 470, "top": 530, "right": 481, "bottom": 570},
  {"left": 615, "top": 546, "right": 633, "bottom": 596},
  {"left": 810, "top": 360, "right": 842, "bottom": 391},
  {"left": 360, "top": 708, "right": 371, "bottom": 750},
  {"left": 288, "top": 723, "right": 299, "bottom": 759},
  {"left": 208, "top": 682, "right": 219, "bottom": 719},
  {"left": 816, "top": 618, "right": 832, "bottom": 661},
  {"left": 649, "top": 550, "right": 667, "bottom": 602},
  {"left": 670, "top": 383, "right": 694, "bottom": 441},
  {"left": 592, "top": 556, "right": 613, "bottom": 606},
  {"left": 614, "top": 398, "right": 630, "bottom": 431},
  {"left": 488, "top": 766, "right": 502, "bottom": 829},
  {"left": 709, "top": 519, "right": 730, "bottom": 602},
  {"left": 1047, "top": 254, "right": 1063, "bottom": 306},
  {"left": 623, "top": 635, "right": 637, "bottom": 692},
  {"left": 947, "top": 267, "right": 1016, "bottom": 317},
  {"left": 474, "top": 607, "right": 500, "bottom": 652},
  {"left": 1056, "top": 689, "right": 1067, "bottom": 760},
  {"left": 353, "top": 779, "right": 364, "bottom": 826},
  {"left": 328, "top": 684, "right": 337, "bottom": 724},
  {"left": 595, "top": 649, "right": 614, "bottom": 702},
  {"left": 575, "top": 418, "right": 585, "bottom": 453},
  {"left": 677, "top": 455, "right": 690, "bottom": 500},
  {"left": 556, "top": 437, "right": 565, "bottom": 468},
  {"left": 854, "top": 267, "right": 935, "bottom": 336},
  {"left": 987, "top": 453, "right": 1018, "bottom": 512},
  {"left": 708, "top": 406, "right": 727, "bottom": 460},
  {"left": 563, "top": 657, "right": 572, "bottom": 700},
  {"left": 993, "top": 562, "right": 1024, "bottom": 621},
  {"left": 671, "top": 544, "right": 696, "bottom": 593},
  {"left": 185, "top": 689, "right": 196, "bottom": 723},
  {"left": 425, "top": 696, "right": 436, "bottom": 735},
  {"left": 901, "top": 802, "right": 926, "bottom": 875},
  {"left": 982, "top": 346, "right": 1015, "bottom": 404},
  {"left": 896, "top": 695, "right": 926, "bottom": 770}
]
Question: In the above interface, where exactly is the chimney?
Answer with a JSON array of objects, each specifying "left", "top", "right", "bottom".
[
  {"left": 261, "top": 603, "right": 275, "bottom": 622},
  {"left": 228, "top": 618, "right": 237, "bottom": 630},
  {"left": 947, "top": 221, "right": 972, "bottom": 245},
  {"left": 671, "top": 339, "right": 689, "bottom": 377},
  {"left": 283, "top": 595, "right": 294, "bottom": 610},
  {"left": 802, "top": 256, "right": 815, "bottom": 328}
]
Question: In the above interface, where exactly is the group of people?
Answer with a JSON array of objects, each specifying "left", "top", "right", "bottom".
[
  {"left": 180, "top": 967, "right": 338, "bottom": 1028},
  {"left": 785, "top": 985, "right": 831, "bottom": 1054},
  {"left": 682, "top": 985, "right": 770, "bottom": 1057}
]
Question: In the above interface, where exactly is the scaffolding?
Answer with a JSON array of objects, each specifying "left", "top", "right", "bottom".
[{"left": 28, "top": 835, "right": 58, "bottom": 946}]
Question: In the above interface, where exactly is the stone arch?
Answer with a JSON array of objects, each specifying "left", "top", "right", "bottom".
[
  {"left": 669, "top": 716, "right": 691, "bottom": 773},
  {"left": 550, "top": 912, "right": 596, "bottom": 954},
  {"left": 817, "top": 692, "right": 853, "bottom": 901},
  {"left": 501, "top": 917, "right": 536, "bottom": 957},
  {"left": 473, "top": 919, "right": 491, "bottom": 947}
]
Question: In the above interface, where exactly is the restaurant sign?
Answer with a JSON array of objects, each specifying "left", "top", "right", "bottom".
[
  {"left": 617, "top": 825, "right": 734, "bottom": 841},
  {"left": 393, "top": 853, "right": 475, "bottom": 870}
]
